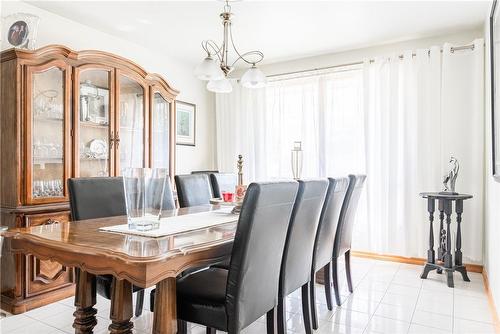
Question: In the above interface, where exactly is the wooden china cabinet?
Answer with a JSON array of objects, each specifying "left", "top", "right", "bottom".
[{"left": 0, "top": 45, "right": 179, "bottom": 314}]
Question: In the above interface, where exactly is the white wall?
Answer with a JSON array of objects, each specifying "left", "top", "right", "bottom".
[
  {"left": 1, "top": 0, "right": 216, "bottom": 174},
  {"left": 484, "top": 13, "right": 500, "bottom": 319}
]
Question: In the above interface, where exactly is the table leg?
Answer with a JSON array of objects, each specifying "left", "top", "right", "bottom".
[
  {"left": 153, "top": 277, "right": 177, "bottom": 334},
  {"left": 73, "top": 269, "right": 97, "bottom": 334},
  {"left": 437, "top": 200, "right": 445, "bottom": 274},
  {"left": 109, "top": 278, "right": 134, "bottom": 334},
  {"left": 443, "top": 200, "right": 454, "bottom": 288},
  {"left": 421, "top": 198, "right": 436, "bottom": 280},
  {"left": 455, "top": 199, "right": 463, "bottom": 266},
  {"left": 427, "top": 198, "right": 436, "bottom": 264}
]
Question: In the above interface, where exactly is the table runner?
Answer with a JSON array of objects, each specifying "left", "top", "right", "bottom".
[{"left": 99, "top": 208, "right": 238, "bottom": 237}]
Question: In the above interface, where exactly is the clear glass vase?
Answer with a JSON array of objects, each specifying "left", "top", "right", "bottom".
[
  {"left": 291, "top": 141, "right": 303, "bottom": 180},
  {"left": 122, "top": 168, "right": 168, "bottom": 231}
]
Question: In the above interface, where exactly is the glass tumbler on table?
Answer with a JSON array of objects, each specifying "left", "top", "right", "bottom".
[{"left": 122, "top": 168, "right": 168, "bottom": 231}]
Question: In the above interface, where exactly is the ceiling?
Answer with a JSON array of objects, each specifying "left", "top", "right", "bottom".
[{"left": 27, "top": 1, "right": 491, "bottom": 67}]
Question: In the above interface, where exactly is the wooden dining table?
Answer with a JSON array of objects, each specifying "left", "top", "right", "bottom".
[{"left": 3, "top": 205, "right": 238, "bottom": 334}]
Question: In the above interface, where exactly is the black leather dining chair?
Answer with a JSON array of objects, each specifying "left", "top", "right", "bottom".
[
  {"left": 191, "top": 170, "right": 219, "bottom": 174},
  {"left": 150, "top": 181, "right": 299, "bottom": 334},
  {"left": 328, "top": 174, "right": 367, "bottom": 307},
  {"left": 209, "top": 173, "right": 238, "bottom": 198},
  {"left": 272, "top": 179, "right": 328, "bottom": 334},
  {"left": 68, "top": 176, "right": 176, "bottom": 317},
  {"left": 175, "top": 174, "right": 213, "bottom": 208},
  {"left": 309, "top": 177, "right": 350, "bottom": 329}
]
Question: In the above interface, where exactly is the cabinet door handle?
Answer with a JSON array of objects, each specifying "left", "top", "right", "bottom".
[
  {"left": 110, "top": 131, "right": 115, "bottom": 148},
  {"left": 46, "top": 219, "right": 60, "bottom": 225},
  {"left": 115, "top": 134, "right": 120, "bottom": 147}
]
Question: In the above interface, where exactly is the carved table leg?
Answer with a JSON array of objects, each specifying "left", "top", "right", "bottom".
[
  {"left": 153, "top": 277, "right": 177, "bottom": 334},
  {"left": 455, "top": 199, "right": 463, "bottom": 267},
  {"left": 109, "top": 278, "right": 134, "bottom": 334},
  {"left": 421, "top": 198, "right": 436, "bottom": 279},
  {"left": 73, "top": 268, "right": 98, "bottom": 334},
  {"left": 454, "top": 199, "right": 470, "bottom": 282},
  {"left": 437, "top": 199, "right": 445, "bottom": 274},
  {"left": 443, "top": 200, "right": 454, "bottom": 288}
]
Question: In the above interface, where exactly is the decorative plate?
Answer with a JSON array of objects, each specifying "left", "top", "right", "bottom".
[{"left": 89, "top": 139, "right": 107, "bottom": 158}]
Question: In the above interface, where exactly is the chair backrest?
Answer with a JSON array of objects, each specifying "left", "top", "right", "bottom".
[
  {"left": 226, "top": 181, "right": 298, "bottom": 333},
  {"left": 210, "top": 173, "right": 238, "bottom": 198},
  {"left": 333, "top": 174, "right": 366, "bottom": 258},
  {"left": 280, "top": 179, "right": 328, "bottom": 297},
  {"left": 311, "top": 177, "right": 350, "bottom": 272},
  {"left": 175, "top": 174, "right": 213, "bottom": 208},
  {"left": 68, "top": 177, "right": 126, "bottom": 220},
  {"left": 161, "top": 177, "right": 176, "bottom": 211},
  {"left": 68, "top": 177, "right": 176, "bottom": 221},
  {"left": 191, "top": 170, "right": 219, "bottom": 174}
]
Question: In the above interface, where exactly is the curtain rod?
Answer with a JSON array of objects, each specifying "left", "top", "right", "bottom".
[{"left": 267, "top": 43, "right": 476, "bottom": 79}]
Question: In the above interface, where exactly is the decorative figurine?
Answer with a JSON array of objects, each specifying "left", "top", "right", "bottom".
[
  {"left": 235, "top": 155, "right": 247, "bottom": 203},
  {"left": 441, "top": 156, "right": 459, "bottom": 194}
]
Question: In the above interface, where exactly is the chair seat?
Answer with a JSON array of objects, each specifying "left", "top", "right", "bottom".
[
  {"left": 150, "top": 268, "right": 228, "bottom": 331},
  {"left": 210, "top": 257, "right": 230, "bottom": 270},
  {"left": 96, "top": 274, "right": 143, "bottom": 300}
]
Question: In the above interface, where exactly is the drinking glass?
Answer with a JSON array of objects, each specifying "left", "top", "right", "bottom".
[{"left": 122, "top": 168, "right": 168, "bottom": 231}]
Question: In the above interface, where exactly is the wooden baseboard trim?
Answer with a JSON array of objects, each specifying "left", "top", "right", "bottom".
[
  {"left": 482, "top": 269, "right": 500, "bottom": 333},
  {"left": 350, "top": 251, "right": 483, "bottom": 273}
]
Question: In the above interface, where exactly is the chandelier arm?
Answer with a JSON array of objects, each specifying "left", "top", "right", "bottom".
[
  {"left": 202, "top": 40, "right": 224, "bottom": 62},
  {"left": 228, "top": 23, "right": 264, "bottom": 66},
  {"left": 230, "top": 51, "right": 265, "bottom": 67}
]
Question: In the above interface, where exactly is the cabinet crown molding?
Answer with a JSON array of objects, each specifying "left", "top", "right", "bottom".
[{"left": 1, "top": 44, "right": 180, "bottom": 97}]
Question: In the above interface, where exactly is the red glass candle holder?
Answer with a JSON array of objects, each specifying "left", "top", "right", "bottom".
[{"left": 222, "top": 192, "right": 234, "bottom": 202}]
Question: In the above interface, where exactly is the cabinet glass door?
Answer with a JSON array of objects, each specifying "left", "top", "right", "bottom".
[
  {"left": 29, "top": 64, "right": 69, "bottom": 202},
  {"left": 151, "top": 92, "right": 170, "bottom": 168},
  {"left": 77, "top": 69, "right": 111, "bottom": 177},
  {"left": 118, "top": 75, "right": 144, "bottom": 171}
]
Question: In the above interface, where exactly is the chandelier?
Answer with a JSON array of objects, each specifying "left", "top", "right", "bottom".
[{"left": 194, "top": 0, "right": 267, "bottom": 93}]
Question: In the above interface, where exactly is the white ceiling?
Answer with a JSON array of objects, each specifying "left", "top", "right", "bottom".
[{"left": 27, "top": 1, "right": 491, "bottom": 67}]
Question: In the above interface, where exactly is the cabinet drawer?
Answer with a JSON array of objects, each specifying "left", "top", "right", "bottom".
[
  {"left": 25, "top": 212, "right": 70, "bottom": 227},
  {"left": 24, "top": 212, "right": 73, "bottom": 297}
]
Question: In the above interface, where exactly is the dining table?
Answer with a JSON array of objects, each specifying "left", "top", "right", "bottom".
[{"left": 2, "top": 204, "right": 238, "bottom": 334}]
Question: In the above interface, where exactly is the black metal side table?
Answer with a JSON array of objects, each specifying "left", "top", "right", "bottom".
[{"left": 419, "top": 192, "right": 473, "bottom": 288}]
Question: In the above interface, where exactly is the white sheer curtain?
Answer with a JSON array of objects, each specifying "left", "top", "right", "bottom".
[
  {"left": 215, "top": 39, "right": 484, "bottom": 263},
  {"left": 216, "top": 68, "right": 364, "bottom": 181},
  {"left": 360, "top": 40, "right": 484, "bottom": 262}
]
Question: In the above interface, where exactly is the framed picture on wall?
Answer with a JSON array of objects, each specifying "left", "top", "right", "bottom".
[
  {"left": 176, "top": 101, "right": 196, "bottom": 146},
  {"left": 491, "top": 0, "right": 500, "bottom": 180}
]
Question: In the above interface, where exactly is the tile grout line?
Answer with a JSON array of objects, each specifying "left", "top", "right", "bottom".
[
  {"left": 361, "top": 262, "right": 400, "bottom": 334},
  {"left": 407, "top": 273, "right": 424, "bottom": 334}
]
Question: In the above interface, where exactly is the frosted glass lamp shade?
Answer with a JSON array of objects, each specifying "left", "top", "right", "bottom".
[
  {"left": 240, "top": 65, "right": 267, "bottom": 88},
  {"left": 194, "top": 56, "right": 225, "bottom": 81},
  {"left": 207, "top": 78, "right": 233, "bottom": 93}
]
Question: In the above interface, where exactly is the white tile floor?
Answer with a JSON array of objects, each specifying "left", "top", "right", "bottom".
[{"left": 0, "top": 257, "right": 497, "bottom": 334}]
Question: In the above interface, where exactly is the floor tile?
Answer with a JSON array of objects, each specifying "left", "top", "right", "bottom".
[
  {"left": 408, "top": 323, "right": 451, "bottom": 334},
  {"left": 386, "top": 283, "right": 421, "bottom": 297},
  {"left": 0, "top": 257, "right": 496, "bottom": 334},
  {"left": 374, "top": 302, "right": 414, "bottom": 322},
  {"left": 8, "top": 321, "right": 60, "bottom": 334},
  {"left": 454, "top": 295, "right": 493, "bottom": 324},
  {"left": 330, "top": 308, "right": 370, "bottom": 330},
  {"left": 380, "top": 292, "right": 419, "bottom": 309},
  {"left": 453, "top": 318, "right": 496, "bottom": 333},
  {"left": 317, "top": 321, "right": 365, "bottom": 334},
  {"left": 415, "top": 291, "right": 453, "bottom": 316},
  {"left": 365, "top": 315, "right": 410, "bottom": 333},
  {"left": 411, "top": 310, "right": 453, "bottom": 331},
  {"left": 0, "top": 314, "right": 37, "bottom": 332},
  {"left": 341, "top": 296, "right": 379, "bottom": 315}
]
